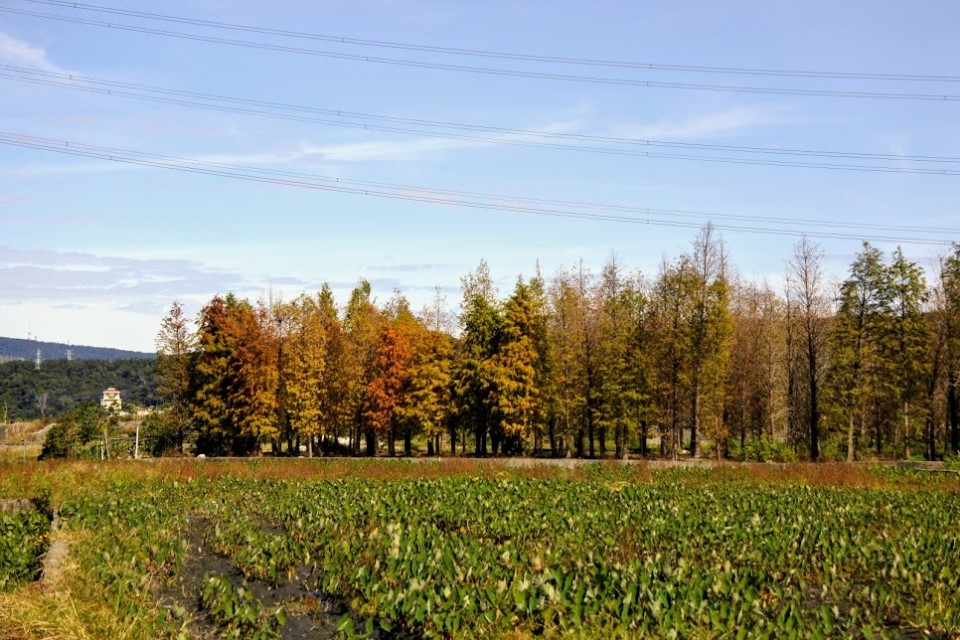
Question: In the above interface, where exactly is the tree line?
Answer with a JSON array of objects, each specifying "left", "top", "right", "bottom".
[{"left": 154, "top": 227, "right": 960, "bottom": 460}]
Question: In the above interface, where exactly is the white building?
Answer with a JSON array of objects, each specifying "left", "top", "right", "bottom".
[{"left": 101, "top": 387, "right": 122, "bottom": 412}]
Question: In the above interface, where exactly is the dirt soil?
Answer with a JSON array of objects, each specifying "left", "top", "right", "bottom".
[{"left": 158, "top": 515, "right": 347, "bottom": 639}]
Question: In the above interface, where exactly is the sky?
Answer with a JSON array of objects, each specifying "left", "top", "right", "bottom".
[{"left": 1, "top": 0, "right": 958, "bottom": 352}]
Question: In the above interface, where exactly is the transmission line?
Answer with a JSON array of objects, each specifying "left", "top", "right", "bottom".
[
  {"left": 4, "top": 6, "right": 960, "bottom": 101},
  {"left": 3, "top": 67, "right": 958, "bottom": 176},
  {"left": 0, "top": 132, "right": 953, "bottom": 246},
  {"left": 18, "top": 0, "right": 960, "bottom": 84}
]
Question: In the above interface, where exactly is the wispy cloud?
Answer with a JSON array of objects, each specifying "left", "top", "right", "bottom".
[
  {"left": 367, "top": 262, "right": 454, "bottom": 273},
  {"left": 0, "top": 245, "right": 252, "bottom": 310},
  {"left": 613, "top": 105, "right": 792, "bottom": 140},
  {"left": 298, "top": 137, "right": 479, "bottom": 163},
  {"left": 0, "top": 32, "right": 68, "bottom": 74}
]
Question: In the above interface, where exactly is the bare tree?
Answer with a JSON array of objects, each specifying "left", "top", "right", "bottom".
[
  {"left": 787, "top": 237, "right": 830, "bottom": 460},
  {"left": 35, "top": 391, "right": 49, "bottom": 420}
]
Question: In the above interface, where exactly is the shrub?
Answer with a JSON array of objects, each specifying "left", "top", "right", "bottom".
[
  {"left": 39, "top": 404, "right": 102, "bottom": 460},
  {"left": 741, "top": 436, "right": 797, "bottom": 463},
  {"left": 0, "top": 504, "right": 50, "bottom": 590}
]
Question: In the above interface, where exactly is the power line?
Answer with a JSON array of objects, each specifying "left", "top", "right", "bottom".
[
  {"left": 6, "top": 64, "right": 960, "bottom": 163},
  {"left": 3, "top": 66, "right": 958, "bottom": 176},
  {"left": 0, "top": 131, "right": 953, "bottom": 246},
  {"left": 18, "top": 0, "right": 960, "bottom": 84},
  {"left": 4, "top": 6, "right": 960, "bottom": 102}
]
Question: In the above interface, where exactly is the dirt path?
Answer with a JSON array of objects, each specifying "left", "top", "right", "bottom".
[{"left": 40, "top": 512, "right": 69, "bottom": 592}]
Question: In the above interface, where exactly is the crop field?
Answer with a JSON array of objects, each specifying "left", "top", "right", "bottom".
[{"left": 0, "top": 460, "right": 958, "bottom": 639}]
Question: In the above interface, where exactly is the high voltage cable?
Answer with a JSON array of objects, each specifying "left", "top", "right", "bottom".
[
  {"left": 5, "top": 6, "right": 960, "bottom": 102},
  {"left": 5, "top": 64, "right": 959, "bottom": 165},
  {"left": 0, "top": 132, "right": 953, "bottom": 246},
  {"left": 18, "top": 0, "right": 960, "bottom": 84},
  {"left": 2, "top": 131, "right": 953, "bottom": 236},
  {"left": 3, "top": 67, "right": 958, "bottom": 176}
]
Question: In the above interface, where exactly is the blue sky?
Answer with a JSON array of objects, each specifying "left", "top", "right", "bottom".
[{"left": 1, "top": 0, "right": 958, "bottom": 351}]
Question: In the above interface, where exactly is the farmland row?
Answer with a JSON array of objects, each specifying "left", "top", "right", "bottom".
[{"left": 35, "top": 464, "right": 958, "bottom": 638}]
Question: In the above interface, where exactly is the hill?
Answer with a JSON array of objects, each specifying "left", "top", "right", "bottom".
[
  {"left": 0, "top": 336, "right": 154, "bottom": 362},
  {"left": 0, "top": 358, "right": 159, "bottom": 421}
]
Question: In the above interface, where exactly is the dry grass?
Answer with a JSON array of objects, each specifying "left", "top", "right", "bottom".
[
  {"left": 0, "top": 445, "right": 41, "bottom": 464},
  {"left": 0, "top": 590, "right": 171, "bottom": 640},
  {"left": 0, "top": 525, "right": 179, "bottom": 640},
  {"left": 700, "top": 461, "right": 960, "bottom": 492},
  {"left": 1, "top": 458, "right": 956, "bottom": 508}
]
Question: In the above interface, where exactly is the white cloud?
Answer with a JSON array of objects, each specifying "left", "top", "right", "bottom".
[
  {"left": 296, "top": 116, "right": 589, "bottom": 163},
  {"left": 614, "top": 105, "right": 792, "bottom": 140},
  {"left": 298, "top": 137, "right": 478, "bottom": 162},
  {"left": 0, "top": 245, "right": 251, "bottom": 306},
  {"left": 0, "top": 32, "right": 68, "bottom": 74}
]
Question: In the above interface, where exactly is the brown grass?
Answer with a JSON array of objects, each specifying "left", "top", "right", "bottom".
[{"left": 1, "top": 457, "right": 956, "bottom": 507}]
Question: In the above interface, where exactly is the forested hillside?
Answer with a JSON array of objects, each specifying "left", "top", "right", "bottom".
[
  {"left": 0, "top": 358, "right": 159, "bottom": 421},
  {"left": 153, "top": 229, "right": 960, "bottom": 460},
  {"left": 0, "top": 336, "right": 153, "bottom": 362}
]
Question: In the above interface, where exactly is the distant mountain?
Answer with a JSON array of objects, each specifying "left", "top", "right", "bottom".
[{"left": 0, "top": 336, "right": 154, "bottom": 362}]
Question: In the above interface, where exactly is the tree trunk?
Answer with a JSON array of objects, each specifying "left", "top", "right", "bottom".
[
  {"left": 640, "top": 420, "right": 650, "bottom": 458},
  {"left": 949, "top": 370, "right": 959, "bottom": 455},
  {"left": 474, "top": 423, "right": 484, "bottom": 456},
  {"left": 847, "top": 413, "right": 855, "bottom": 462},
  {"left": 690, "top": 380, "right": 700, "bottom": 458},
  {"left": 903, "top": 400, "right": 910, "bottom": 460},
  {"left": 639, "top": 419, "right": 648, "bottom": 457},
  {"left": 740, "top": 413, "right": 746, "bottom": 457},
  {"left": 808, "top": 351, "right": 820, "bottom": 461},
  {"left": 587, "top": 416, "right": 595, "bottom": 458}
]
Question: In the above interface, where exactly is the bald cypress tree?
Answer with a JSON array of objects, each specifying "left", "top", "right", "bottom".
[
  {"left": 651, "top": 256, "right": 696, "bottom": 459},
  {"left": 828, "top": 243, "right": 889, "bottom": 459},
  {"left": 191, "top": 295, "right": 234, "bottom": 455},
  {"left": 491, "top": 279, "right": 540, "bottom": 454},
  {"left": 365, "top": 324, "right": 413, "bottom": 456},
  {"left": 281, "top": 294, "right": 327, "bottom": 457},
  {"left": 343, "top": 281, "right": 382, "bottom": 455},
  {"left": 884, "top": 248, "right": 930, "bottom": 459},
  {"left": 155, "top": 300, "right": 196, "bottom": 454},
  {"left": 404, "top": 326, "right": 452, "bottom": 456},
  {"left": 451, "top": 261, "right": 502, "bottom": 456},
  {"left": 788, "top": 237, "right": 830, "bottom": 461},
  {"left": 937, "top": 245, "right": 960, "bottom": 455}
]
